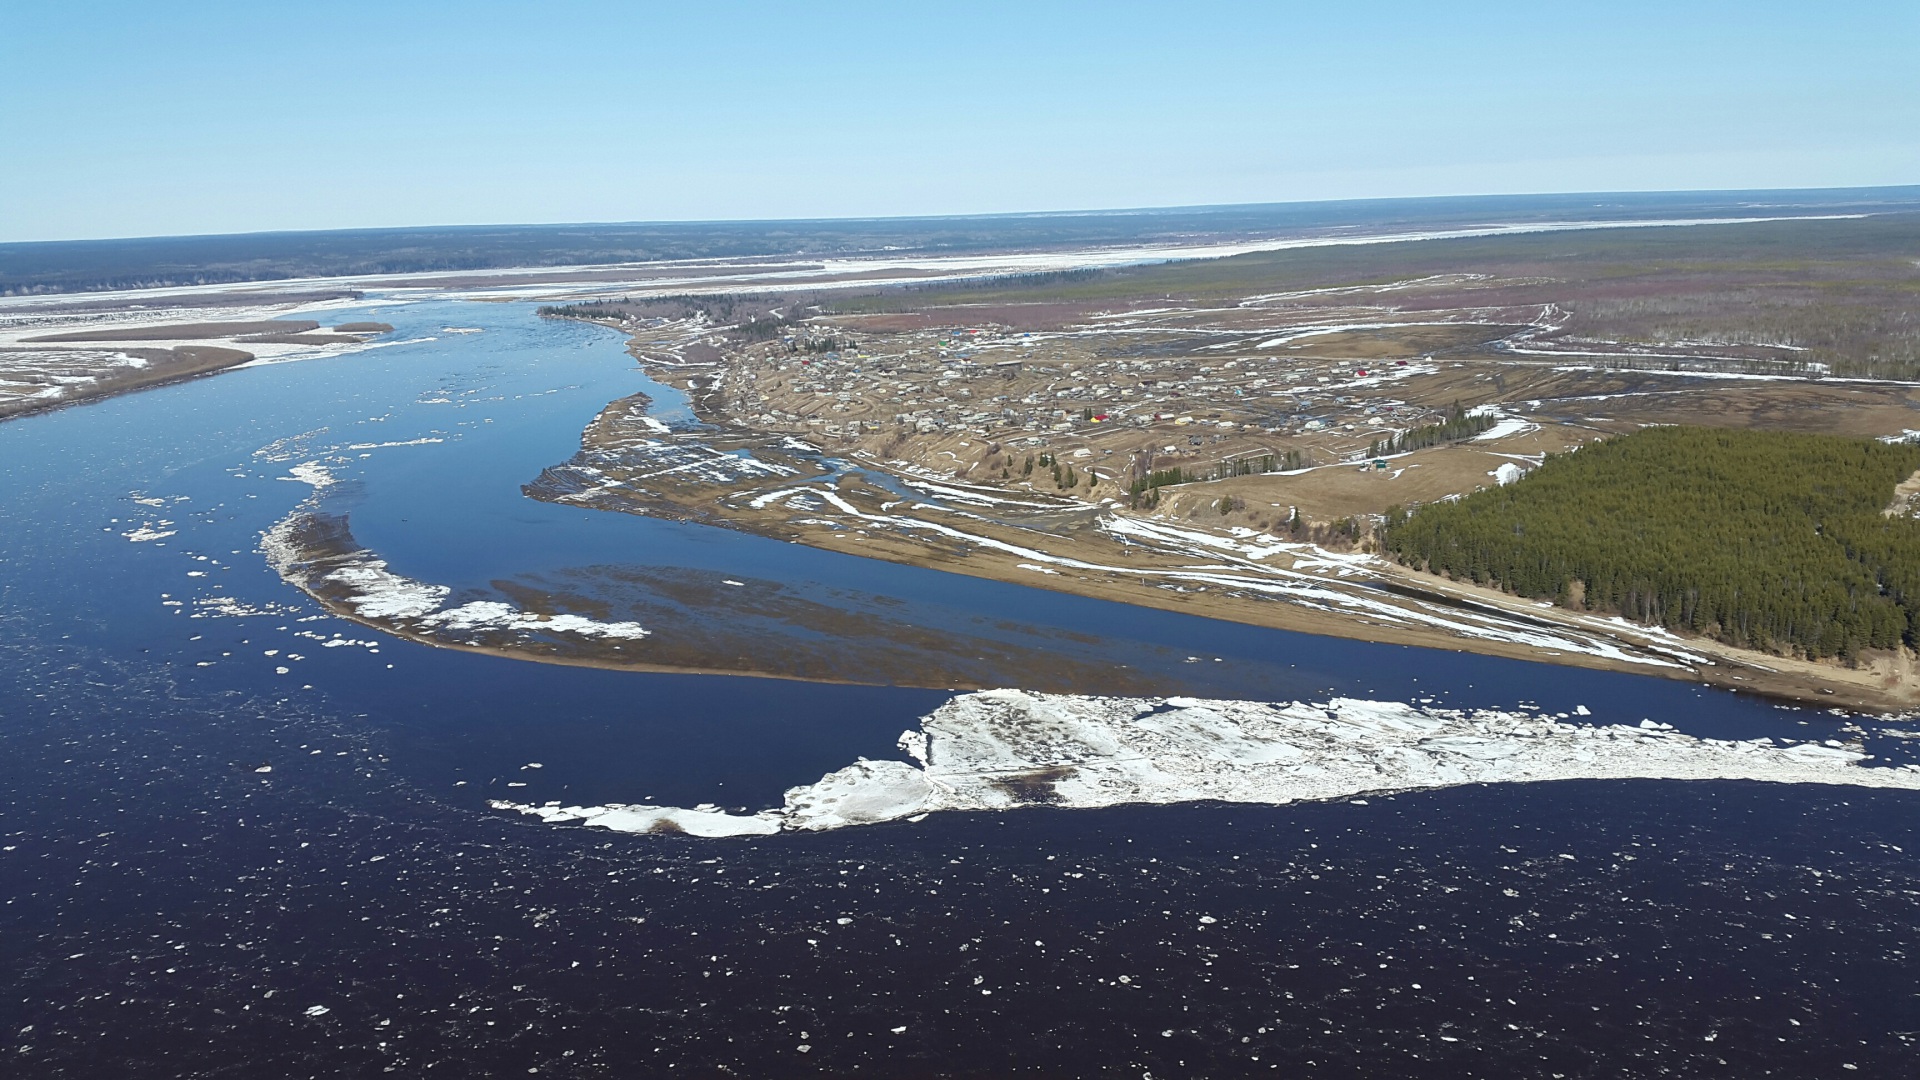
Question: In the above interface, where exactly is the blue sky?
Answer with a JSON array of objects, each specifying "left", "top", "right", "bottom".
[{"left": 2, "top": 1, "right": 1914, "bottom": 242}]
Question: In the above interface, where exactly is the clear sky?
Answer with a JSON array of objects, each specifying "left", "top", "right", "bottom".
[{"left": 2, "top": 1, "right": 1914, "bottom": 242}]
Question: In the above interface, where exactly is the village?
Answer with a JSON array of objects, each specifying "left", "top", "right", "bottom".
[
  {"left": 584, "top": 294, "right": 1588, "bottom": 538},
  {"left": 712, "top": 324, "right": 1438, "bottom": 472},
  {"left": 493, "top": 285, "right": 1920, "bottom": 711}
]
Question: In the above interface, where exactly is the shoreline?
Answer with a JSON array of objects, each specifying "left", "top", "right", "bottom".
[
  {"left": 0, "top": 345, "right": 254, "bottom": 422},
  {"left": 201, "top": 302, "right": 1920, "bottom": 716},
  {"left": 568, "top": 322, "right": 1920, "bottom": 714},
  {"left": 268, "top": 416, "right": 1920, "bottom": 714},
  {"left": 698, "top": 504, "right": 1913, "bottom": 714}
]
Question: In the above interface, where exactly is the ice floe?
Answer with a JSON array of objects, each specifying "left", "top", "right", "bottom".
[
  {"left": 493, "top": 801, "right": 780, "bottom": 837},
  {"left": 491, "top": 689, "right": 1920, "bottom": 838},
  {"left": 344, "top": 437, "right": 446, "bottom": 450},
  {"left": 283, "top": 461, "right": 336, "bottom": 489},
  {"left": 191, "top": 595, "right": 303, "bottom": 619}
]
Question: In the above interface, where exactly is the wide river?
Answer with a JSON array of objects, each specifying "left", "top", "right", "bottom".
[{"left": 4, "top": 298, "right": 1917, "bottom": 1076}]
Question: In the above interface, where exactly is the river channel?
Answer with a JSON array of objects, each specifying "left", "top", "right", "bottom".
[{"left": 3, "top": 297, "right": 1917, "bottom": 1076}]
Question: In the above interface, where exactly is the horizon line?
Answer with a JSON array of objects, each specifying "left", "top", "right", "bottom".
[{"left": 8, "top": 182, "right": 1920, "bottom": 249}]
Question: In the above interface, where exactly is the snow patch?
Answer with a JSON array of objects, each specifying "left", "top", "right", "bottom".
[{"left": 420, "top": 601, "right": 649, "bottom": 640}]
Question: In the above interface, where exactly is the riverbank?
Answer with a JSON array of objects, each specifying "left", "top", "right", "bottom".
[
  {"left": 200, "top": 297, "right": 1918, "bottom": 714},
  {"left": 0, "top": 344, "right": 255, "bottom": 420},
  {"left": 0, "top": 294, "right": 393, "bottom": 421},
  {"left": 503, "top": 402, "right": 1911, "bottom": 710},
  {"left": 511, "top": 320, "right": 1920, "bottom": 713}
]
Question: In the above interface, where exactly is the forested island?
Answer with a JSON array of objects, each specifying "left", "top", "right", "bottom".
[{"left": 1382, "top": 427, "right": 1920, "bottom": 662}]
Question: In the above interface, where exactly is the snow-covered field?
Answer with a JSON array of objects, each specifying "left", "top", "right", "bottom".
[{"left": 0, "top": 213, "right": 1865, "bottom": 315}]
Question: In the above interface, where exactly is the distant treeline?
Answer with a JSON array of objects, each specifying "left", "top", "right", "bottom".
[
  {"left": 875, "top": 267, "right": 1107, "bottom": 296},
  {"left": 22, "top": 191, "right": 1904, "bottom": 295},
  {"left": 537, "top": 302, "right": 627, "bottom": 320},
  {"left": 1381, "top": 426, "right": 1920, "bottom": 661},
  {"left": 13, "top": 195, "right": 1733, "bottom": 294},
  {"left": 537, "top": 293, "right": 864, "bottom": 351},
  {"left": 1369, "top": 404, "right": 1497, "bottom": 457},
  {"left": 1127, "top": 451, "right": 1300, "bottom": 508},
  {"left": 733, "top": 314, "right": 794, "bottom": 341}
]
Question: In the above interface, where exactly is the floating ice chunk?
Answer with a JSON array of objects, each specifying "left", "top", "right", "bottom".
[
  {"left": 283, "top": 461, "right": 336, "bottom": 489},
  {"left": 493, "top": 688, "right": 1920, "bottom": 839},
  {"left": 488, "top": 800, "right": 779, "bottom": 837},
  {"left": 1780, "top": 742, "right": 1869, "bottom": 764},
  {"left": 782, "top": 759, "right": 936, "bottom": 831},
  {"left": 345, "top": 437, "right": 445, "bottom": 450}
]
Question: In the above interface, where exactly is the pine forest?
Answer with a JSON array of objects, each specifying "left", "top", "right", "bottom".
[{"left": 1380, "top": 426, "right": 1920, "bottom": 661}]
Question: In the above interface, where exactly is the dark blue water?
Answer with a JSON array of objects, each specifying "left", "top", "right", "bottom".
[{"left": 4, "top": 299, "right": 1917, "bottom": 1076}]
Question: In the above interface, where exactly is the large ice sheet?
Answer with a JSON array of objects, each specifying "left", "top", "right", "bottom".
[{"left": 491, "top": 689, "right": 1920, "bottom": 838}]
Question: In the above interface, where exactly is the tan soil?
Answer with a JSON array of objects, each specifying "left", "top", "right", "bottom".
[
  {"left": 26, "top": 320, "right": 320, "bottom": 343},
  {"left": 0, "top": 345, "right": 255, "bottom": 422}
]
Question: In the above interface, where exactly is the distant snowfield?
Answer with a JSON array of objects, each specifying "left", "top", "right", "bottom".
[
  {"left": 0, "top": 296, "right": 412, "bottom": 413},
  {"left": 491, "top": 688, "right": 1920, "bottom": 838},
  {"left": 0, "top": 213, "right": 1869, "bottom": 314},
  {"left": 445, "top": 214, "right": 1877, "bottom": 303}
]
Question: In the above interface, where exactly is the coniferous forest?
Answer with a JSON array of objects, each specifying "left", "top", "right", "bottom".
[{"left": 1380, "top": 426, "right": 1920, "bottom": 661}]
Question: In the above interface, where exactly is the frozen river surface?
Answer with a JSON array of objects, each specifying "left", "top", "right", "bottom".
[{"left": 3, "top": 299, "right": 1918, "bottom": 1076}]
